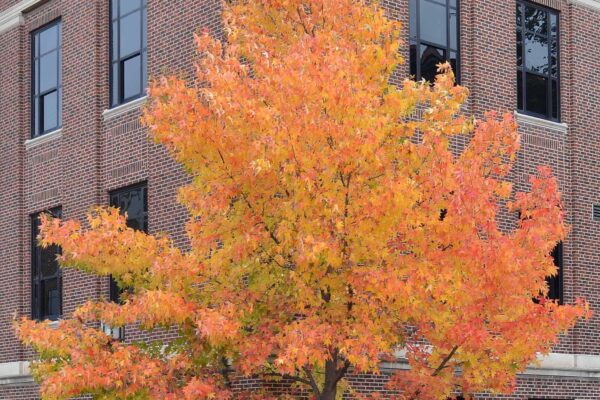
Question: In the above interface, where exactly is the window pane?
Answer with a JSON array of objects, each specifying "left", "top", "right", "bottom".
[
  {"left": 142, "top": 6, "right": 147, "bottom": 47},
  {"left": 142, "top": 49, "right": 148, "bottom": 89},
  {"left": 112, "top": 63, "right": 120, "bottom": 106},
  {"left": 449, "top": 51, "right": 457, "bottom": 77},
  {"left": 42, "top": 278, "right": 60, "bottom": 319},
  {"left": 123, "top": 55, "right": 142, "bottom": 99},
  {"left": 449, "top": 10, "right": 457, "bottom": 50},
  {"left": 550, "top": 39, "right": 558, "bottom": 77},
  {"left": 410, "top": 43, "right": 417, "bottom": 77},
  {"left": 419, "top": 0, "right": 447, "bottom": 46},
  {"left": 552, "top": 80, "right": 558, "bottom": 120},
  {"left": 112, "top": 21, "right": 119, "bottom": 61},
  {"left": 58, "top": 87, "right": 62, "bottom": 127},
  {"left": 42, "top": 91, "right": 58, "bottom": 132},
  {"left": 39, "top": 51, "right": 58, "bottom": 93},
  {"left": 548, "top": 242, "right": 562, "bottom": 302},
  {"left": 420, "top": 45, "right": 445, "bottom": 83},
  {"left": 34, "top": 34, "right": 40, "bottom": 58},
  {"left": 517, "top": 72, "right": 523, "bottom": 110},
  {"left": 120, "top": 0, "right": 142, "bottom": 16},
  {"left": 32, "top": 282, "right": 39, "bottom": 319},
  {"left": 109, "top": 276, "right": 121, "bottom": 303},
  {"left": 525, "top": 73, "right": 547, "bottom": 116},
  {"left": 517, "top": 30, "right": 522, "bottom": 67},
  {"left": 126, "top": 190, "right": 144, "bottom": 229},
  {"left": 34, "top": 99, "right": 39, "bottom": 135},
  {"left": 409, "top": 0, "right": 417, "bottom": 39},
  {"left": 524, "top": 6, "right": 547, "bottom": 35},
  {"left": 524, "top": 33, "right": 548, "bottom": 74},
  {"left": 39, "top": 24, "right": 58, "bottom": 54},
  {"left": 111, "top": 185, "right": 148, "bottom": 232},
  {"left": 111, "top": 0, "right": 119, "bottom": 20},
  {"left": 120, "top": 11, "right": 141, "bottom": 57},
  {"left": 41, "top": 246, "right": 59, "bottom": 277},
  {"left": 550, "top": 14, "right": 558, "bottom": 36}
]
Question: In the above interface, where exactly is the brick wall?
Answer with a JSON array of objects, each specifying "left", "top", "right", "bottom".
[{"left": 1, "top": 0, "right": 600, "bottom": 399}]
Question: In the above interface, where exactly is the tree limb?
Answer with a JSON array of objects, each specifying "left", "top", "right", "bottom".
[
  {"left": 302, "top": 366, "right": 322, "bottom": 397},
  {"left": 432, "top": 345, "right": 459, "bottom": 377}
]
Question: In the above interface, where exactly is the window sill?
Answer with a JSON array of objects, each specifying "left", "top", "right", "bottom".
[
  {"left": 514, "top": 111, "right": 568, "bottom": 134},
  {"left": 24, "top": 128, "right": 62, "bottom": 150},
  {"left": 0, "top": 361, "right": 32, "bottom": 385},
  {"left": 103, "top": 96, "right": 147, "bottom": 121}
]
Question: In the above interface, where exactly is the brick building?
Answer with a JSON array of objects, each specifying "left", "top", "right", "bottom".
[{"left": 0, "top": 0, "right": 599, "bottom": 398}]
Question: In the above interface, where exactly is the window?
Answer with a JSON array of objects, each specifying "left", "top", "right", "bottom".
[
  {"left": 517, "top": 1, "right": 560, "bottom": 121},
  {"left": 548, "top": 242, "right": 563, "bottom": 304},
  {"left": 32, "top": 208, "right": 62, "bottom": 321},
  {"left": 32, "top": 20, "right": 62, "bottom": 137},
  {"left": 110, "top": 0, "right": 147, "bottom": 107},
  {"left": 109, "top": 183, "right": 148, "bottom": 303},
  {"left": 409, "top": 0, "right": 460, "bottom": 82}
]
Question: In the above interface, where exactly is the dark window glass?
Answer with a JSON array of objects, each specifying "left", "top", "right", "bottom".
[
  {"left": 421, "top": 45, "right": 446, "bottom": 83},
  {"left": 32, "top": 20, "right": 62, "bottom": 137},
  {"left": 32, "top": 208, "right": 62, "bottom": 321},
  {"left": 517, "top": 1, "right": 560, "bottom": 121},
  {"left": 525, "top": 72, "right": 548, "bottom": 116},
  {"left": 548, "top": 242, "right": 563, "bottom": 304},
  {"left": 409, "top": 0, "right": 460, "bottom": 82},
  {"left": 108, "top": 183, "right": 148, "bottom": 303},
  {"left": 110, "top": 0, "right": 147, "bottom": 107},
  {"left": 517, "top": 72, "right": 523, "bottom": 110},
  {"left": 123, "top": 55, "right": 142, "bottom": 99}
]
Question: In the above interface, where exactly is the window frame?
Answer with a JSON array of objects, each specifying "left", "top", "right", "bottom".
[
  {"left": 109, "top": 0, "right": 148, "bottom": 108},
  {"left": 409, "top": 0, "right": 461, "bottom": 83},
  {"left": 31, "top": 19, "right": 62, "bottom": 138},
  {"left": 516, "top": 0, "right": 561, "bottom": 122},
  {"left": 108, "top": 182, "right": 148, "bottom": 303},
  {"left": 31, "top": 207, "right": 62, "bottom": 321}
]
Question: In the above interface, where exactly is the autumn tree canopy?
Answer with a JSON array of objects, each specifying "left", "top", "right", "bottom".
[{"left": 17, "top": 1, "right": 588, "bottom": 399}]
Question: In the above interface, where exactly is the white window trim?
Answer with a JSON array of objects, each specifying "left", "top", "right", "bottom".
[
  {"left": 24, "top": 128, "right": 62, "bottom": 150},
  {"left": 383, "top": 350, "right": 600, "bottom": 379},
  {"left": 0, "top": 361, "right": 32, "bottom": 385},
  {"left": 0, "top": 0, "right": 44, "bottom": 35},
  {"left": 568, "top": 0, "right": 600, "bottom": 12},
  {"left": 514, "top": 111, "right": 568, "bottom": 134},
  {"left": 102, "top": 96, "right": 147, "bottom": 121}
]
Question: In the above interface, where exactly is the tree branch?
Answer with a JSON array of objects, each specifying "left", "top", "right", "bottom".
[
  {"left": 261, "top": 372, "right": 313, "bottom": 387},
  {"left": 302, "top": 366, "right": 322, "bottom": 397},
  {"left": 432, "top": 345, "right": 459, "bottom": 377}
]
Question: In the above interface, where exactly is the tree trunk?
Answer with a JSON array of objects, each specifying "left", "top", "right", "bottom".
[
  {"left": 319, "top": 385, "right": 337, "bottom": 400},
  {"left": 317, "top": 356, "right": 344, "bottom": 400}
]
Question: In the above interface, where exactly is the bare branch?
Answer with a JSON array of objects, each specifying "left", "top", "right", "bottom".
[{"left": 432, "top": 346, "right": 459, "bottom": 377}]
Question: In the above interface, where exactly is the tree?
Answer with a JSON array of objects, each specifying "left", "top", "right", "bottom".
[{"left": 17, "top": 1, "right": 589, "bottom": 399}]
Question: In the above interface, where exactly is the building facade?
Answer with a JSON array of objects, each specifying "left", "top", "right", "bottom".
[{"left": 0, "top": 0, "right": 599, "bottom": 398}]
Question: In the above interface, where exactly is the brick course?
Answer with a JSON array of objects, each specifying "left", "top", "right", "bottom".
[{"left": 1, "top": 0, "right": 600, "bottom": 398}]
